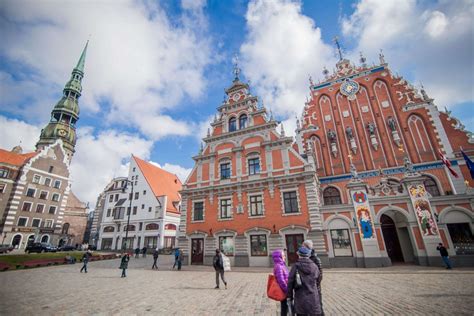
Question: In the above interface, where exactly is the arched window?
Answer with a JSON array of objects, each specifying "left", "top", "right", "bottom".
[
  {"left": 165, "top": 224, "right": 177, "bottom": 230},
  {"left": 145, "top": 223, "right": 159, "bottom": 230},
  {"left": 229, "top": 117, "right": 237, "bottom": 132},
  {"left": 323, "top": 187, "right": 342, "bottom": 205},
  {"left": 61, "top": 223, "right": 70, "bottom": 235},
  {"left": 239, "top": 114, "right": 248, "bottom": 129},
  {"left": 424, "top": 177, "right": 440, "bottom": 196},
  {"left": 103, "top": 226, "right": 115, "bottom": 233},
  {"left": 124, "top": 225, "right": 135, "bottom": 232}
]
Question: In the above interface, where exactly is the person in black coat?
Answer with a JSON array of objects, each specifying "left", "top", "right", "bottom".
[
  {"left": 213, "top": 249, "right": 227, "bottom": 289},
  {"left": 120, "top": 253, "right": 130, "bottom": 277},
  {"left": 304, "top": 239, "right": 324, "bottom": 315},
  {"left": 287, "top": 247, "right": 322, "bottom": 315},
  {"left": 436, "top": 243, "right": 452, "bottom": 269}
]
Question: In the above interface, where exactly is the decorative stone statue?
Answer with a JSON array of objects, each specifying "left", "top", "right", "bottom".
[
  {"left": 345, "top": 126, "right": 353, "bottom": 139},
  {"left": 387, "top": 117, "right": 397, "bottom": 132},
  {"left": 367, "top": 122, "right": 376, "bottom": 135},
  {"left": 327, "top": 129, "right": 336, "bottom": 141}
]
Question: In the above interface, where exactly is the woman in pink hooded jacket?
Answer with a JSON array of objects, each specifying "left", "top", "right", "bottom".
[{"left": 272, "top": 249, "right": 289, "bottom": 315}]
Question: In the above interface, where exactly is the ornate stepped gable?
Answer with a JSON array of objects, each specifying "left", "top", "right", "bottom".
[{"left": 178, "top": 64, "right": 326, "bottom": 267}]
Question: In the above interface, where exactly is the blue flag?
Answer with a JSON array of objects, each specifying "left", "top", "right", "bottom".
[{"left": 461, "top": 150, "right": 474, "bottom": 180}]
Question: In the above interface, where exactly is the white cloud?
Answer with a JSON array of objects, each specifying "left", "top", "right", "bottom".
[
  {"left": 70, "top": 127, "right": 154, "bottom": 206},
  {"left": 0, "top": 0, "right": 213, "bottom": 140},
  {"left": 240, "top": 0, "right": 336, "bottom": 121},
  {"left": 0, "top": 116, "right": 41, "bottom": 151},
  {"left": 341, "top": 0, "right": 474, "bottom": 109}
]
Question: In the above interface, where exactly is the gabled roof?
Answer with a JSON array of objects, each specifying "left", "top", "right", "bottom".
[
  {"left": 0, "top": 149, "right": 37, "bottom": 167},
  {"left": 133, "top": 155, "right": 182, "bottom": 213}
]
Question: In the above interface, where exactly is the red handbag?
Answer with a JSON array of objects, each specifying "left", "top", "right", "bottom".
[{"left": 267, "top": 274, "right": 287, "bottom": 301}]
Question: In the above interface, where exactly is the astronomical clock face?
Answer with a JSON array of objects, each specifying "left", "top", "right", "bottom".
[
  {"left": 232, "top": 92, "right": 240, "bottom": 102},
  {"left": 340, "top": 79, "right": 359, "bottom": 100}
]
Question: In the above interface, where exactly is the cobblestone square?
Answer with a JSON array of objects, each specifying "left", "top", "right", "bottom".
[{"left": 0, "top": 255, "right": 473, "bottom": 315}]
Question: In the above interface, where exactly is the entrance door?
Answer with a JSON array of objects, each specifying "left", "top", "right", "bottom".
[
  {"left": 285, "top": 234, "right": 304, "bottom": 265},
  {"left": 381, "top": 215, "right": 404, "bottom": 262},
  {"left": 191, "top": 238, "right": 204, "bottom": 265},
  {"left": 12, "top": 235, "right": 22, "bottom": 248}
]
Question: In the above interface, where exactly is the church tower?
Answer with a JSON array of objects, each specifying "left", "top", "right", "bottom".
[{"left": 36, "top": 41, "right": 88, "bottom": 162}]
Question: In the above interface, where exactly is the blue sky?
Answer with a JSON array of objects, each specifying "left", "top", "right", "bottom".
[{"left": 0, "top": 0, "right": 473, "bottom": 206}]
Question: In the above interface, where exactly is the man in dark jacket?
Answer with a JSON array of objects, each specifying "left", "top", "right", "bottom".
[
  {"left": 287, "top": 247, "right": 322, "bottom": 315},
  {"left": 436, "top": 243, "right": 452, "bottom": 269},
  {"left": 152, "top": 249, "right": 159, "bottom": 270},
  {"left": 80, "top": 250, "right": 91, "bottom": 273},
  {"left": 213, "top": 249, "right": 227, "bottom": 289},
  {"left": 304, "top": 239, "right": 324, "bottom": 315},
  {"left": 134, "top": 247, "right": 140, "bottom": 259}
]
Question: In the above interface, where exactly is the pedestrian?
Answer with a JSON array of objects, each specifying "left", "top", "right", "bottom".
[
  {"left": 304, "top": 239, "right": 324, "bottom": 315},
  {"left": 172, "top": 248, "right": 180, "bottom": 269},
  {"left": 177, "top": 249, "right": 183, "bottom": 270},
  {"left": 152, "top": 249, "right": 159, "bottom": 270},
  {"left": 120, "top": 253, "right": 130, "bottom": 278},
  {"left": 213, "top": 249, "right": 227, "bottom": 289},
  {"left": 436, "top": 243, "right": 453, "bottom": 269},
  {"left": 272, "top": 249, "right": 289, "bottom": 315},
  {"left": 287, "top": 247, "right": 322, "bottom": 316},
  {"left": 142, "top": 246, "right": 147, "bottom": 258},
  {"left": 134, "top": 247, "right": 140, "bottom": 259},
  {"left": 80, "top": 250, "right": 91, "bottom": 273}
]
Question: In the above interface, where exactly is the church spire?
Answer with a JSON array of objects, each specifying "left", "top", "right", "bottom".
[
  {"left": 36, "top": 41, "right": 89, "bottom": 163},
  {"left": 333, "top": 36, "right": 343, "bottom": 61}
]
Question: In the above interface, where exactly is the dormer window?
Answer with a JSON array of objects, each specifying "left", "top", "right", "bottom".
[
  {"left": 239, "top": 114, "right": 248, "bottom": 129},
  {"left": 229, "top": 117, "right": 237, "bottom": 132}
]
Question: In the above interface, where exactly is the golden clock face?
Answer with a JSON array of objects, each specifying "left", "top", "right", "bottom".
[{"left": 57, "top": 129, "right": 67, "bottom": 137}]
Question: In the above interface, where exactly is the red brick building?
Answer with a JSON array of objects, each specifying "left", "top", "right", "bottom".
[
  {"left": 296, "top": 51, "right": 474, "bottom": 267},
  {"left": 178, "top": 69, "right": 325, "bottom": 266}
]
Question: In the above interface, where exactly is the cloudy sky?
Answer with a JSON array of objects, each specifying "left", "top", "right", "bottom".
[{"left": 1, "top": 0, "right": 473, "bottom": 208}]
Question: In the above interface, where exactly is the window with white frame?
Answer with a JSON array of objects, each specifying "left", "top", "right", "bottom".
[
  {"left": 45, "top": 220, "right": 53, "bottom": 228},
  {"left": 52, "top": 193, "right": 60, "bottom": 202},
  {"left": 283, "top": 191, "right": 299, "bottom": 214},
  {"left": 229, "top": 117, "right": 237, "bottom": 132},
  {"left": 35, "top": 204, "right": 45, "bottom": 213},
  {"left": 17, "top": 217, "right": 28, "bottom": 227},
  {"left": 48, "top": 206, "right": 57, "bottom": 214},
  {"left": 109, "top": 195, "right": 113, "bottom": 202},
  {"left": 21, "top": 202, "right": 32, "bottom": 212},
  {"left": 219, "top": 198, "right": 232, "bottom": 219},
  {"left": 250, "top": 234, "right": 267, "bottom": 256},
  {"left": 239, "top": 114, "right": 248, "bottom": 129},
  {"left": 248, "top": 157, "right": 260, "bottom": 175},
  {"left": 44, "top": 178, "right": 52, "bottom": 187},
  {"left": 0, "top": 169, "right": 8, "bottom": 178},
  {"left": 249, "top": 194, "right": 263, "bottom": 216},
  {"left": 0, "top": 183, "right": 6, "bottom": 193},
  {"left": 193, "top": 201, "right": 204, "bottom": 221},
  {"left": 33, "top": 175, "right": 41, "bottom": 184},
  {"left": 53, "top": 180, "right": 61, "bottom": 189},
  {"left": 32, "top": 219, "right": 41, "bottom": 228},
  {"left": 219, "top": 236, "right": 234, "bottom": 256},
  {"left": 26, "top": 188, "right": 36, "bottom": 197},
  {"left": 220, "top": 161, "right": 231, "bottom": 179},
  {"left": 39, "top": 191, "right": 48, "bottom": 200}
]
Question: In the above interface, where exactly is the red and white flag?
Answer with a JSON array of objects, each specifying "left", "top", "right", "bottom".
[{"left": 439, "top": 149, "right": 459, "bottom": 178}]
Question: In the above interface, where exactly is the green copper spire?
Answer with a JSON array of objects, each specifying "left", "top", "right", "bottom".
[
  {"left": 36, "top": 42, "right": 89, "bottom": 162},
  {"left": 75, "top": 40, "right": 88, "bottom": 73}
]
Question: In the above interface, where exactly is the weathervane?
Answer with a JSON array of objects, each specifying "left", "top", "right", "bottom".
[{"left": 333, "top": 36, "right": 343, "bottom": 61}]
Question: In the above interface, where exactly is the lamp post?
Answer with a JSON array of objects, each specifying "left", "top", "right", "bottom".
[{"left": 122, "top": 179, "right": 134, "bottom": 251}]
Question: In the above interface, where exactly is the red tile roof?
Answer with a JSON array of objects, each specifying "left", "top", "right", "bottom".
[
  {"left": 0, "top": 149, "right": 37, "bottom": 167},
  {"left": 133, "top": 155, "right": 182, "bottom": 214}
]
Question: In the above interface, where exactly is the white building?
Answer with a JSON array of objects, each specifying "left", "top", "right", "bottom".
[{"left": 97, "top": 155, "right": 181, "bottom": 251}]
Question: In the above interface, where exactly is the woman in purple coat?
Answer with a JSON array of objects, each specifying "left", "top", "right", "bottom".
[
  {"left": 287, "top": 247, "right": 322, "bottom": 315},
  {"left": 272, "top": 249, "right": 289, "bottom": 315}
]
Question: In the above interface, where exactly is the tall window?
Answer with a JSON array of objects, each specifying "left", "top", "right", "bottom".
[
  {"left": 44, "top": 178, "right": 51, "bottom": 187},
  {"left": 48, "top": 206, "right": 56, "bottom": 214},
  {"left": 109, "top": 195, "right": 113, "bottom": 202},
  {"left": 424, "top": 177, "right": 440, "bottom": 197},
  {"left": 220, "top": 162, "right": 231, "bottom": 179},
  {"left": 33, "top": 175, "right": 41, "bottom": 184},
  {"left": 35, "top": 204, "right": 44, "bottom": 213},
  {"left": 18, "top": 218, "right": 27, "bottom": 227},
  {"left": 26, "top": 188, "right": 36, "bottom": 197},
  {"left": 229, "top": 117, "right": 237, "bottom": 132},
  {"left": 22, "top": 202, "right": 32, "bottom": 212},
  {"left": 220, "top": 198, "right": 232, "bottom": 219},
  {"left": 52, "top": 193, "right": 60, "bottom": 202},
  {"left": 45, "top": 220, "right": 53, "bottom": 228},
  {"left": 193, "top": 202, "right": 204, "bottom": 221},
  {"left": 39, "top": 191, "right": 48, "bottom": 200},
  {"left": 106, "top": 209, "right": 111, "bottom": 217},
  {"left": 32, "top": 219, "right": 41, "bottom": 228},
  {"left": 248, "top": 157, "right": 260, "bottom": 175},
  {"left": 134, "top": 192, "right": 139, "bottom": 200},
  {"left": 0, "top": 183, "right": 5, "bottom": 193},
  {"left": 219, "top": 236, "right": 234, "bottom": 256},
  {"left": 249, "top": 195, "right": 263, "bottom": 216},
  {"left": 239, "top": 114, "right": 248, "bottom": 129},
  {"left": 250, "top": 235, "right": 267, "bottom": 256},
  {"left": 323, "top": 187, "right": 342, "bottom": 205},
  {"left": 0, "top": 169, "right": 8, "bottom": 178},
  {"left": 133, "top": 206, "right": 137, "bottom": 215},
  {"left": 53, "top": 180, "right": 61, "bottom": 189},
  {"left": 283, "top": 191, "right": 299, "bottom": 214},
  {"left": 62, "top": 223, "right": 70, "bottom": 235}
]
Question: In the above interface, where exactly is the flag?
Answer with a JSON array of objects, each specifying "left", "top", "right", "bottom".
[
  {"left": 461, "top": 150, "right": 474, "bottom": 180},
  {"left": 438, "top": 149, "right": 459, "bottom": 178}
]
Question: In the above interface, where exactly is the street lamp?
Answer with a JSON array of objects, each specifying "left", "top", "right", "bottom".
[{"left": 122, "top": 179, "right": 134, "bottom": 251}]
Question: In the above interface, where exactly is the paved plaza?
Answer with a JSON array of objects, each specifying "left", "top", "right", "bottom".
[{"left": 0, "top": 255, "right": 473, "bottom": 315}]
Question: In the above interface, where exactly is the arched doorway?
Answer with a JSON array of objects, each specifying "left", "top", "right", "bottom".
[
  {"left": 58, "top": 239, "right": 65, "bottom": 247},
  {"left": 381, "top": 214, "right": 404, "bottom": 263},
  {"left": 27, "top": 235, "right": 35, "bottom": 246},
  {"left": 12, "top": 234, "right": 22, "bottom": 248},
  {"left": 41, "top": 235, "right": 49, "bottom": 243}
]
